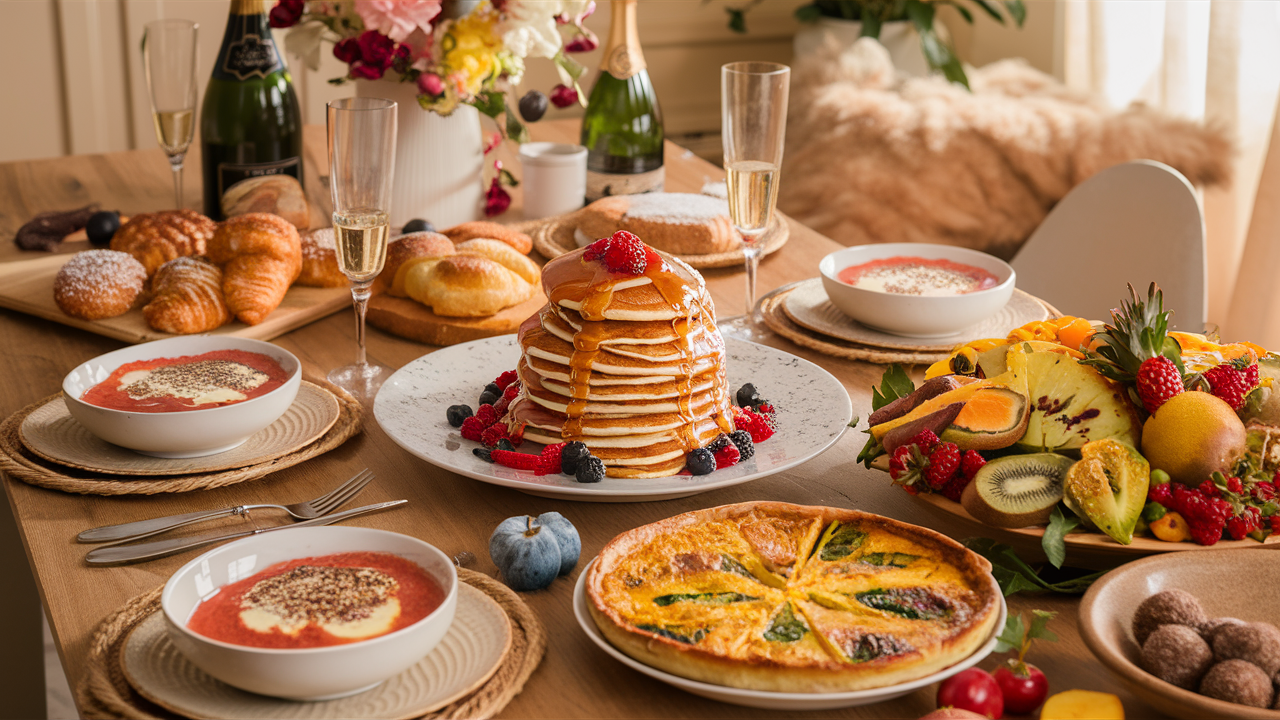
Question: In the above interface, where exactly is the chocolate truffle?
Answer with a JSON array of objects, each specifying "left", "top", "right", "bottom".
[
  {"left": 1143, "top": 624, "right": 1214, "bottom": 689},
  {"left": 1132, "top": 589, "right": 1208, "bottom": 645},
  {"left": 1213, "top": 622, "right": 1280, "bottom": 676},
  {"left": 1199, "top": 617, "right": 1247, "bottom": 645},
  {"left": 1200, "top": 659, "right": 1273, "bottom": 708}
]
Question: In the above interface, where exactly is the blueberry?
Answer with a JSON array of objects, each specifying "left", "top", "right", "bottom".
[
  {"left": 518, "top": 90, "right": 548, "bottom": 123},
  {"left": 687, "top": 448, "right": 715, "bottom": 476},
  {"left": 560, "top": 441, "right": 590, "bottom": 475},
  {"left": 473, "top": 447, "right": 494, "bottom": 462},
  {"left": 402, "top": 218, "right": 435, "bottom": 234},
  {"left": 447, "top": 404, "right": 474, "bottom": 427},
  {"left": 478, "top": 389, "right": 500, "bottom": 406},
  {"left": 484, "top": 382, "right": 501, "bottom": 396},
  {"left": 736, "top": 383, "right": 760, "bottom": 408},
  {"left": 575, "top": 455, "right": 606, "bottom": 483},
  {"left": 729, "top": 430, "right": 755, "bottom": 460},
  {"left": 85, "top": 211, "right": 121, "bottom": 247},
  {"left": 707, "top": 434, "right": 732, "bottom": 454}
]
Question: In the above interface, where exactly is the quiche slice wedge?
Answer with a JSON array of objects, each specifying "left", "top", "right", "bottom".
[{"left": 587, "top": 502, "right": 1001, "bottom": 693}]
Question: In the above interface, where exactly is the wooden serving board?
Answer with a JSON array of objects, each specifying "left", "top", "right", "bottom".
[
  {"left": 0, "top": 253, "right": 350, "bottom": 344},
  {"left": 366, "top": 288, "right": 546, "bottom": 346}
]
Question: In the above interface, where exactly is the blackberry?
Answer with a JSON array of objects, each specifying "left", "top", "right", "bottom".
[
  {"left": 560, "top": 441, "right": 590, "bottom": 475},
  {"left": 707, "top": 434, "right": 732, "bottom": 454},
  {"left": 575, "top": 455, "right": 606, "bottom": 483},
  {"left": 687, "top": 448, "right": 716, "bottom": 476},
  {"left": 446, "top": 404, "right": 474, "bottom": 427},
  {"left": 473, "top": 447, "right": 494, "bottom": 463},
  {"left": 728, "top": 430, "right": 755, "bottom": 460},
  {"left": 736, "top": 383, "right": 760, "bottom": 408}
]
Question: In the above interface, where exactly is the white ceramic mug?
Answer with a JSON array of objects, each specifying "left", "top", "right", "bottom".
[{"left": 518, "top": 142, "right": 588, "bottom": 219}]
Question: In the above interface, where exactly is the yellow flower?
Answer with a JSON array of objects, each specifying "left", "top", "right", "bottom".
[{"left": 443, "top": 5, "right": 501, "bottom": 97}]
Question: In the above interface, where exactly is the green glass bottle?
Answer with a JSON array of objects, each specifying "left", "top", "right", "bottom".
[
  {"left": 200, "top": 0, "right": 304, "bottom": 219},
  {"left": 580, "top": 0, "right": 664, "bottom": 202}
]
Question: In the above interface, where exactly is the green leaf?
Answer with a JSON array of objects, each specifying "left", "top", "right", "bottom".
[
  {"left": 503, "top": 101, "right": 530, "bottom": 143},
  {"left": 794, "top": 4, "right": 824, "bottom": 22},
  {"left": 726, "top": 7, "right": 747, "bottom": 32},
  {"left": 962, "top": 538, "right": 1105, "bottom": 596},
  {"left": 1003, "top": 0, "right": 1027, "bottom": 26},
  {"left": 498, "top": 167, "right": 520, "bottom": 187},
  {"left": 939, "top": 55, "right": 970, "bottom": 89},
  {"left": 856, "top": 434, "right": 884, "bottom": 469},
  {"left": 944, "top": 1, "right": 975, "bottom": 23},
  {"left": 995, "top": 613, "right": 1026, "bottom": 653},
  {"left": 871, "top": 364, "right": 915, "bottom": 411},
  {"left": 1042, "top": 505, "right": 1080, "bottom": 569},
  {"left": 471, "top": 91, "right": 504, "bottom": 119},
  {"left": 1028, "top": 609, "right": 1059, "bottom": 642},
  {"left": 969, "top": 0, "right": 1007, "bottom": 23},
  {"left": 860, "top": 14, "right": 882, "bottom": 37},
  {"left": 905, "top": 0, "right": 935, "bottom": 31},
  {"left": 553, "top": 51, "right": 587, "bottom": 83}
]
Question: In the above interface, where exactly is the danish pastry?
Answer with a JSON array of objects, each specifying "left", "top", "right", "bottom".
[
  {"left": 574, "top": 193, "right": 738, "bottom": 255},
  {"left": 385, "top": 232, "right": 455, "bottom": 297},
  {"left": 403, "top": 254, "right": 534, "bottom": 317},
  {"left": 296, "top": 228, "right": 348, "bottom": 288},
  {"left": 206, "top": 213, "right": 301, "bottom": 325},
  {"left": 441, "top": 221, "right": 533, "bottom": 255},
  {"left": 53, "top": 250, "right": 147, "bottom": 320},
  {"left": 143, "top": 256, "right": 232, "bottom": 334},
  {"left": 221, "top": 175, "right": 311, "bottom": 230},
  {"left": 110, "top": 209, "right": 217, "bottom": 277}
]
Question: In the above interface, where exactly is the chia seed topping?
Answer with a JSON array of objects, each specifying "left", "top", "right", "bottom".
[
  {"left": 241, "top": 565, "right": 399, "bottom": 626},
  {"left": 122, "top": 360, "right": 268, "bottom": 400}
]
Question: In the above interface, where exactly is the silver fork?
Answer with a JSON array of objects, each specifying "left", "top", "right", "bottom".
[{"left": 77, "top": 469, "right": 375, "bottom": 544}]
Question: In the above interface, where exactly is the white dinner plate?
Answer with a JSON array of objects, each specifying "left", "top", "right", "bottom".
[
  {"left": 572, "top": 558, "right": 1007, "bottom": 710},
  {"left": 374, "top": 336, "right": 852, "bottom": 502}
]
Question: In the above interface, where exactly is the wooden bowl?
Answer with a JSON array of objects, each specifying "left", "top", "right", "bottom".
[{"left": 1079, "top": 549, "right": 1280, "bottom": 719}]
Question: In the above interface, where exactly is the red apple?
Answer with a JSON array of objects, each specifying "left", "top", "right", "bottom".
[
  {"left": 937, "top": 668, "right": 1004, "bottom": 719},
  {"left": 920, "top": 708, "right": 990, "bottom": 720},
  {"left": 991, "top": 662, "right": 1049, "bottom": 715}
]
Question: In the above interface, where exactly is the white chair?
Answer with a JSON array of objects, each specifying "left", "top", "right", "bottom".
[{"left": 1011, "top": 160, "right": 1207, "bottom": 331}]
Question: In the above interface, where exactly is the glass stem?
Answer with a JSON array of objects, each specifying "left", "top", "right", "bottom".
[
  {"left": 168, "top": 153, "right": 185, "bottom": 209},
  {"left": 743, "top": 238, "right": 764, "bottom": 316},
  {"left": 351, "top": 282, "right": 372, "bottom": 366}
]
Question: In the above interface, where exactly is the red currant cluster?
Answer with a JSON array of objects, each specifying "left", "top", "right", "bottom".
[
  {"left": 1148, "top": 472, "right": 1278, "bottom": 545},
  {"left": 887, "top": 430, "right": 986, "bottom": 501}
]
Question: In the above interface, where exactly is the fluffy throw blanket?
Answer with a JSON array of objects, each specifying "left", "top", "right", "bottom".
[{"left": 780, "top": 40, "right": 1232, "bottom": 259}]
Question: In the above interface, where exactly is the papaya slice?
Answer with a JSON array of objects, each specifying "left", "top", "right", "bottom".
[{"left": 940, "top": 387, "right": 1029, "bottom": 450}]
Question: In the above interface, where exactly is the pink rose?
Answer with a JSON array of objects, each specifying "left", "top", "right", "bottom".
[
  {"left": 333, "top": 37, "right": 362, "bottom": 64},
  {"left": 357, "top": 30, "right": 396, "bottom": 70},
  {"left": 416, "top": 73, "right": 445, "bottom": 96},
  {"left": 354, "top": 0, "right": 441, "bottom": 43},
  {"left": 268, "top": 1, "right": 301, "bottom": 28}
]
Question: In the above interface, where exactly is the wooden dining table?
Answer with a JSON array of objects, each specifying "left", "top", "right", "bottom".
[{"left": 0, "top": 119, "right": 1162, "bottom": 719}]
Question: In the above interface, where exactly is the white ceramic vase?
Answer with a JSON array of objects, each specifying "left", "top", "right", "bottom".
[
  {"left": 793, "top": 18, "right": 933, "bottom": 77},
  {"left": 356, "top": 79, "right": 484, "bottom": 230}
]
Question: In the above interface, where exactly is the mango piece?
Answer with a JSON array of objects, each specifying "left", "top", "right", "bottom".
[
  {"left": 1039, "top": 690, "right": 1124, "bottom": 720},
  {"left": 1149, "top": 511, "right": 1190, "bottom": 542}
]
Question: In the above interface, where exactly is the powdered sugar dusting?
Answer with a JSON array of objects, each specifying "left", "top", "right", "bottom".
[
  {"left": 625, "top": 193, "right": 728, "bottom": 224},
  {"left": 57, "top": 250, "right": 146, "bottom": 293},
  {"left": 304, "top": 227, "right": 336, "bottom": 251}
]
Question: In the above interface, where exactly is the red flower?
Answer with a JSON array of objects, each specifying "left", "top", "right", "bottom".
[
  {"left": 333, "top": 37, "right": 361, "bottom": 64},
  {"left": 564, "top": 31, "right": 598, "bottom": 53},
  {"left": 549, "top": 84, "right": 578, "bottom": 108},
  {"left": 484, "top": 177, "right": 511, "bottom": 217},
  {"left": 350, "top": 63, "right": 385, "bottom": 80},
  {"left": 268, "top": 0, "right": 301, "bottom": 28},
  {"left": 416, "top": 72, "right": 445, "bottom": 96},
  {"left": 357, "top": 30, "right": 396, "bottom": 70}
]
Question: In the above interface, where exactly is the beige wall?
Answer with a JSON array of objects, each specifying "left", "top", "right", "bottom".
[{"left": 0, "top": 0, "right": 1061, "bottom": 164}]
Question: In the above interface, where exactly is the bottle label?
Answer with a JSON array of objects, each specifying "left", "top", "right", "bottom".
[
  {"left": 221, "top": 32, "right": 282, "bottom": 81},
  {"left": 217, "top": 158, "right": 302, "bottom": 207},
  {"left": 585, "top": 167, "right": 664, "bottom": 202}
]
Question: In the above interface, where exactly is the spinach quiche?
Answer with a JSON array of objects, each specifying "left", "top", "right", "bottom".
[{"left": 586, "top": 502, "right": 1002, "bottom": 692}]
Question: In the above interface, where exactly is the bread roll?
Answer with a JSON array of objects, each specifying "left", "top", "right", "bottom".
[
  {"left": 221, "top": 175, "right": 310, "bottom": 230},
  {"left": 143, "top": 256, "right": 232, "bottom": 334},
  {"left": 110, "top": 209, "right": 217, "bottom": 277},
  {"left": 404, "top": 254, "right": 534, "bottom": 317},
  {"left": 386, "top": 232, "right": 455, "bottom": 297},
  {"left": 54, "top": 250, "right": 147, "bottom": 320},
  {"left": 453, "top": 238, "right": 540, "bottom": 285},
  {"left": 441, "top": 221, "right": 533, "bottom": 255},
  {"left": 296, "top": 227, "right": 348, "bottom": 288},
  {"left": 207, "top": 213, "right": 301, "bottom": 325}
]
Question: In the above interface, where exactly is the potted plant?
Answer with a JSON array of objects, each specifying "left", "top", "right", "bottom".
[
  {"left": 727, "top": 0, "right": 1025, "bottom": 88},
  {"left": 270, "top": 0, "right": 598, "bottom": 225}
]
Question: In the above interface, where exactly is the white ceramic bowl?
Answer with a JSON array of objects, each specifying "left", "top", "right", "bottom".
[
  {"left": 61, "top": 336, "right": 301, "bottom": 458},
  {"left": 162, "top": 526, "right": 459, "bottom": 701},
  {"left": 819, "top": 243, "right": 1016, "bottom": 338}
]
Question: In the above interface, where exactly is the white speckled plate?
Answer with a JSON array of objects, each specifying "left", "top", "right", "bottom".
[
  {"left": 572, "top": 558, "right": 1006, "bottom": 710},
  {"left": 120, "top": 583, "right": 511, "bottom": 720},
  {"left": 373, "top": 336, "right": 852, "bottom": 502}
]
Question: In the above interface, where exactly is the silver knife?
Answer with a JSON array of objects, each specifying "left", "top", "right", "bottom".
[{"left": 84, "top": 500, "right": 407, "bottom": 566}]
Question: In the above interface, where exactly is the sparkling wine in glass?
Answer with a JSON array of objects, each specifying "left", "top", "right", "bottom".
[
  {"left": 720, "top": 62, "right": 790, "bottom": 342},
  {"left": 327, "top": 97, "right": 397, "bottom": 402},
  {"left": 141, "top": 19, "right": 199, "bottom": 208}
]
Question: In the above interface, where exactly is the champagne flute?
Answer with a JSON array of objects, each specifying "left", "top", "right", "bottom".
[
  {"left": 141, "top": 19, "right": 199, "bottom": 209},
  {"left": 326, "top": 97, "right": 397, "bottom": 401},
  {"left": 719, "top": 61, "right": 790, "bottom": 342}
]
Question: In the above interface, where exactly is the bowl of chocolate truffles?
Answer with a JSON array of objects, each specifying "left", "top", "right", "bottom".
[{"left": 1080, "top": 549, "right": 1280, "bottom": 719}]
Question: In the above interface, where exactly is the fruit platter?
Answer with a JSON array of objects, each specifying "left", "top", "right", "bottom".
[{"left": 859, "top": 283, "right": 1280, "bottom": 559}]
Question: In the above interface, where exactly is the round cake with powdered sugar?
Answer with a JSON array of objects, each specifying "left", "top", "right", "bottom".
[
  {"left": 53, "top": 249, "right": 148, "bottom": 320},
  {"left": 574, "top": 193, "right": 738, "bottom": 256}
]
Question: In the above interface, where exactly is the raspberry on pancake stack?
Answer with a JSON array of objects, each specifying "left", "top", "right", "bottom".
[{"left": 505, "top": 232, "right": 736, "bottom": 478}]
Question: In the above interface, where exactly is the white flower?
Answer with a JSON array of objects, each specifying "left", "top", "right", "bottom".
[{"left": 496, "top": 1, "right": 570, "bottom": 59}]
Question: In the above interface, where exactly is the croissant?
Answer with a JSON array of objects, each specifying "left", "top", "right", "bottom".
[
  {"left": 143, "top": 256, "right": 232, "bottom": 334},
  {"left": 111, "top": 209, "right": 217, "bottom": 277},
  {"left": 206, "top": 213, "right": 301, "bottom": 325}
]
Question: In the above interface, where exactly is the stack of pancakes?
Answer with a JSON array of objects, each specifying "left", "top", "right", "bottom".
[{"left": 506, "top": 243, "right": 735, "bottom": 478}]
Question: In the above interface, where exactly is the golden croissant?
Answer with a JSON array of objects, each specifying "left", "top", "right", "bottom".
[
  {"left": 143, "top": 256, "right": 232, "bottom": 334},
  {"left": 206, "top": 213, "right": 301, "bottom": 325}
]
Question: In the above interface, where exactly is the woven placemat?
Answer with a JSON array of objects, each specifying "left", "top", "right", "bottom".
[
  {"left": 530, "top": 211, "right": 790, "bottom": 269},
  {"left": 0, "top": 379, "right": 363, "bottom": 496},
  {"left": 75, "top": 568, "right": 547, "bottom": 720}
]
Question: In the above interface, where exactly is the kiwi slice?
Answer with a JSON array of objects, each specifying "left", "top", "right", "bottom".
[{"left": 960, "top": 453, "right": 1075, "bottom": 528}]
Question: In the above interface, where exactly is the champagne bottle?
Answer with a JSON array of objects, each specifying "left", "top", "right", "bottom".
[
  {"left": 580, "top": 0, "right": 664, "bottom": 202},
  {"left": 200, "top": 0, "right": 303, "bottom": 219}
]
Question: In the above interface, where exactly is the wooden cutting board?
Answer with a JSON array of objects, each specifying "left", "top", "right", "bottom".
[
  {"left": 0, "top": 253, "right": 350, "bottom": 344},
  {"left": 366, "top": 288, "right": 545, "bottom": 346}
]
